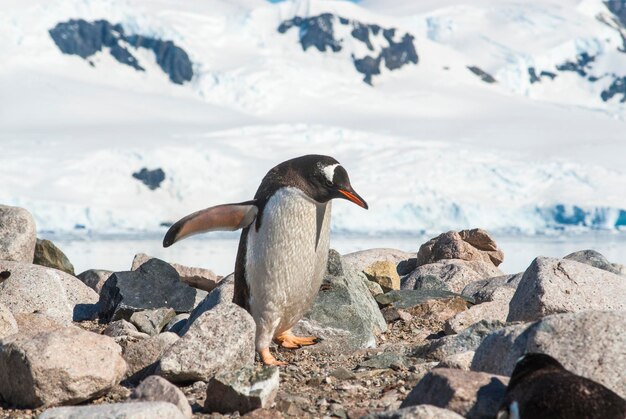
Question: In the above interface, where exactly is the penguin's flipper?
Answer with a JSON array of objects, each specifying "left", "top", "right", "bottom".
[{"left": 163, "top": 201, "right": 258, "bottom": 247}]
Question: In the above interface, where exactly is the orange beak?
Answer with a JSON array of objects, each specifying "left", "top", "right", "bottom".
[{"left": 338, "top": 189, "right": 368, "bottom": 209}]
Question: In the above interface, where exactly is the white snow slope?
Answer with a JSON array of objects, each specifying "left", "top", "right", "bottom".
[{"left": 1, "top": 0, "right": 626, "bottom": 237}]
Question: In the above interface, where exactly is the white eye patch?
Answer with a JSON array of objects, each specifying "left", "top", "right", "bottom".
[{"left": 322, "top": 163, "right": 340, "bottom": 183}]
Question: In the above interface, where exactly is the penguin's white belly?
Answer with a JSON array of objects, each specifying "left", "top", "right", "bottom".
[{"left": 245, "top": 187, "right": 331, "bottom": 349}]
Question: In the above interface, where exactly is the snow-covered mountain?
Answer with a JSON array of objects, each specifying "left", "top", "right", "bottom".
[{"left": 1, "top": 0, "right": 626, "bottom": 237}]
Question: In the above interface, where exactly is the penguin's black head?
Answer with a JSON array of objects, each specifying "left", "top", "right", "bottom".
[
  {"left": 269, "top": 154, "right": 368, "bottom": 209},
  {"left": 509, "top": 353, "right": 565, "bottom": 388}
]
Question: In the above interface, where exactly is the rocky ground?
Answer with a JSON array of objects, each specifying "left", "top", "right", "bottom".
[{"left": 0, "top": 204, "right": 625, "bottom": 419}]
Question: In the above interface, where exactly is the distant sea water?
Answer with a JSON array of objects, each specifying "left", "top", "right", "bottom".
[{"left": 44, "top": 232, "right": 626, "bottom": 276}]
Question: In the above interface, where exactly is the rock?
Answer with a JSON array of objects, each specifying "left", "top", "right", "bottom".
[
  {"left": 132, "top": 253, "right": 221, "bottom": 292},
  {"left": 0, "top": 303, "right": 18, "bottom": 339},
  {"left": 0, "top": 260, "right": 99, "bottom": 324},
  {"left": 363, "top": 404, "right": 464, "bottom": 418},
  {"left": 358, "top": 352, "right": 410, "bottom": 370},
  {"left": 33, "top": 239, "right": 75, "bottom": 275},
  {"left": 437, "top": 351, "right": 475, "bottom": 371},
  {"left": 39, "top": 401, "right": 186, "bottom": 419},
  {"left": 292, "top": 267, "right": 387, "bottom": 353},
  {"left": 131, "top": 375, "right": 192, "bottom": 418},
  {"left": 329, "top": 367, "right": 356, "bottom": 380},
  {"left": 400, "top": 368, "right": 508, "bottom": 419},
  {"left": 397, "top": 258, "right": 418, "bottom": 276},
  {"left": 123, "top": 332, "right": 179, "bottom": 384},
  {"left": 164, "top": 313, "right": 189, "bottom": 334},
  {"left": 0, "top": 326, "right": 126, "bottom": 408},
  {"left": 376, "top": 289, "right": 472, "bottom": 310},
  {"left": 364, "top": 261, "right": 400, "bottom": 292},
  {"left": 327, "top": 248, "right": 344, "bottom": 277},
  {"left": 361, "top": 276, "right": 384, "bottom": 297},
  {"left": 0, "top": 204, "right": 36, "bottom": 263},
  {"left": 413, "top": 320, "right": 505, "bottom": 361},
  {"left": 417, "top": 229, "right": 503, "bottom": 268},
  {"left": 77, "top": 269, "right": 113, "bottom": 294},
  {"left": 403, "top": 260, "right": 503, "bottom": 293},
  {"left": 612, "top": 263, "right": 626, "bottom": 276},
  {"left": 179, "top": 274, "right": 234, "bottom": 335},
  {"left": 98, "top": 258, "right": 207, "bottom": 322},
  {"left": 204, "top": 367, "right": 279, "bottom": 414},
  {"left": 445, "top": 301, "right": 509, "bottom": 335},
  {"left": 342, "top": 248, "right": 414, "bottom": 273},
  {"left": 507, "top": 257, "right": 626, "bottom": 322},
  {"left": 472, "top": 310, "right": 626, "bottom": 398},
  {"left": 12, "top": 313, "right": 65, "bottom": 338},
  {"left": 130, "top": 308, "right": 177, "bottom": 336},
  {"left": 103, "top": 319, "right": 149, "bottom": 340},
  {"left": 564, "top": 249, "right": 622, "bottom": 274},
  {"left": 461, "top": 274, "right": 522, "bottom": 304},
  {"left": 157, "top": 303, "right": 255, "bottom": 383}
]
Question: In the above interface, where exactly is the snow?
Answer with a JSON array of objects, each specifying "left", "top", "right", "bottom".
[{"left": 1, "top": 0, "right": 626, "bottom": 239}]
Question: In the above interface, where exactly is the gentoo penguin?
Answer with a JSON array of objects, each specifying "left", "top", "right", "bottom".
[
  {"left": 163, "top": 155, "right": 368, "bottom": 365},
  {"left": 497, "top": 353, "right": 626, "bottom": 419}
]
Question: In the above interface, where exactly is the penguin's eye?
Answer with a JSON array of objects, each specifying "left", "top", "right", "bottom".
[{"left": 324, "top": 178, "right": 333, "bottom": 188}]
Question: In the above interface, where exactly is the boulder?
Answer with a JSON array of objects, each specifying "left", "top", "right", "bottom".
[
  {"left": 364, "top": 261, "right": 401, "bottom": 292},
  {"left": 130, "top": 308, "right": 177, "bottom": 336},
  {"left": 400, "top": 368, "right": 508, "bottom": 419},
  {"left": 123, "top": 332, "right": 179, "bottom": 384},
  {"left": 461, "top": 274, "right": 522, "bottom": 304},
  {"left": 0, "top": 303, "right": 18, "bottom": 339},
  {"left": 413, "top": 320, "right": 505, "bottom": 362},
  {"left": 292, "top": 266, "right": 387, "bottom": 353},
  {"left": 472, "top": 310, "right": 626, "bottom": 398},
  {"left": 33, "top": 239, "right": 75, "bottom": 275},
  {"left": 131, "top": 375, "right": 192, "bottom": 418},
  {"left": 445, "top": 301, "right": 509, "bottom": 335},
  {"left": 437, "top": 351, "right": 475, "bottom": 371},
  {"left": 0, "top": 326, "right": 127, "bottom": 408},
  {"left": 179, "top": 274, "right": 234, "bottom": 335},
  {"left": 507, "top": 257, "right": 626, "bottom": 322},
  {"left": 0, "top": 260, "right": 99, "bottom": 324},
  {"left": 38, "top": 402, "right": 186, "bottom": 419},
  {"left": 403, "top": 260, "right": 503, "bottom": 293},
  {"left": 564, "top": 249, "right": 622, "bottom": 274},
  {"left": 204, "top": 367, "right": 279, "bottom": 414},
  {"left": 417, "top": 229, "right": 504, "bottom": 268},
  {"left": 77, "top": 269, "right": 113, "bottom": 294},
  {"left": 157, "top": 303, "right": 255, "bottom": 383},
  {"left": 132, "top": 253, "right": 221, "bottom": 292},
  {"left": 0, "top": 204, "right": 36, "bottom": 263},
  {"left": 363, "top": 405, "right": 464, "bottom": 418},
  {"left": 342, "top": 248, "right": 414, "bottom": 273},
  {"left": 12, "top": 312, "right": 65, "bottom": 338},
  {"left": 98, "top": 258, "right": 207, "bottom": 322}
]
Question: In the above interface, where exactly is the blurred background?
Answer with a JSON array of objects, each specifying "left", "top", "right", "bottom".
[{"left": 1, "top": 0, "right": 625, "bottom": 275}]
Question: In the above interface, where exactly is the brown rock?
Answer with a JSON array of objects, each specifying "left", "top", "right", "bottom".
[
  {"left": 417, "top": 229, "right": 503, "bottom": 268},
  {"left": 364, "top": 261, "right": 401, "bottom": 292},
  {"left": 400, "top": 368, "right": 508, "bottom": 419},
  {"left": 33, "top": 239, "right": 75, "bottom": 276},
  {"left": 132, "top": 253, "right": 221, "bottom": 292},
  {"left": 12, "top": 313, "right": 65, "bottom": 339}
]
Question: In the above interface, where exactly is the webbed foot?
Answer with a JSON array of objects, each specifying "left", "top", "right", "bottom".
[
  {"left": 260, "top": 347, "right": 287, "bottom": 366},
  {"left": 275, "top": 330, "right": 322, "bottom": 349}
]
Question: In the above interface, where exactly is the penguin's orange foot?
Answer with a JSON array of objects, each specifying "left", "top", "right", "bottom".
[
  {"left": 260, "top": 348, "right": 287, "bottom": 366},
  {"left": 275, "top": 331, "right": 322, "bottom": 349}
]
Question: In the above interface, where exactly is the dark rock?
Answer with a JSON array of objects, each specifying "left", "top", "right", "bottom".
[
  {"left": 204, "top": 367, "right": 279, "bottom": 414},
  {"left": 132, "top": 253, "right": 222, "bottom": 292},
  {"left": 564, "top": 249, "right": 622, "bottom": 274},
  {"left": 556, "top": 52, "right": 595, "bottom": 77},
  {"left": 33, "top": 239, "right": 75, "bottom": 275},
  {"left": 132, "top": 168, "right": 166, "bottom": 190},
  {"left": 601, "top": 76, "right": 626, "bottom": 103},
  {"left": 278, "top": 14, "right": 342, "bottom": 52},
  {"left": 98, "top": 258, "right": 207, "bottom": 322},
  {"left": 77, "top": 269, "right": 113, "bottom": 294},
  {"left": 397, "top": 258, "right": 418, "bottom": 276},
  {"left": 467, "top": 66, "right": 496, "bottom": 83}
]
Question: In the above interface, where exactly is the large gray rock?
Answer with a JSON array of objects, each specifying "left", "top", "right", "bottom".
[
  {"left": 507, "top": 257, "right": 626, "bottom": 322},
  {"left": 123, "top": 332, "right": 179, "bottom": 384},
  {"left": 98, "top": 258, "right": 207, "bottom": 322},
  {"left": 179, "top": 274, "right": 234, "bottom": 335},
  {"left": 0, "top": 326, "right": 127, "bottom": 408},
  {"left": 417, "top": 229, "right": 504, "bottom": 268},
  {"left": 363, "top": 405, "right": 464, "bottom": 418},
  {"left": 0, "top": 204, "right": 36, "bottom": 263},
  {"left": 157, "top": 302, "right": 255, "bottom": 383},
  {"left": 564, "top": 249, "right": 622, "bottom": 274},
  {"left": 403, "top": 259, "right": 503, "bottom": 293},
  {"left": 461, "top": 274, "right": 522, "bottom": 304},
  {"left": 292, "top": 266, "right": 387, "bottom": 353},
  {"left": 39, "top": 402, "right": 186, "bottom": 419},
  {"left": 77, "top": 269, "right": 113, "bottom": 294},
  {"left": 33, "top": 239, "right": 75, "bottom": 275},
  {"left": 132, "top": 253, "right": 221, "bottom": 292},
  {"left": 472, "top": 310, "right": 626, "bottom": 398},
  {"left": 342, "top": 248, "right": 414, "bottom": 273},
  {"left": 400, "top": 368, "right": 508, "bottom": 419},
  {"left": 130, "top": 308, "right": 177, "bottom": 336},
  {"left": 131, "top": 375, "right": 192, "bottom": 418},
  {"left": 0, "top": 303, "right": 18, "bottom": 339},
  {"left": 204, "top": 367, "right": 279, "bottom": 414},
  {"left": 0, "top": 260, "right": 99, "bottom": 324}
]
